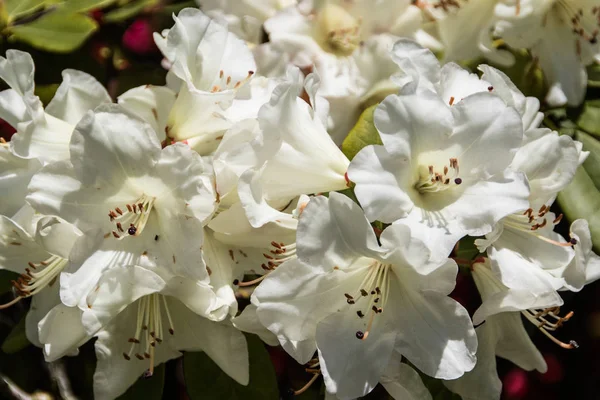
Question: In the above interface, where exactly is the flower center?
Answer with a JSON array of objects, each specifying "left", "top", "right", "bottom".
[
  {"left": 317, "top": 4, "right": 362, "bottom": 56},
  {"left": 521, "top": 306, "right": 578, "bottom": 349},
  {"left": 343, "top": 261, "right": 390, "bottom": 341},
  {"left": 414, "top": 158, "right": 463, "bottom": 194},
  {"left": 0, "top": 255, "right": 68, "bottom": 309},
  {"left": 108, "top": 194, "right": 156, "bottom": 239},
  {"left": 122, "top": 294, "right": 175, "bottom": 377}
]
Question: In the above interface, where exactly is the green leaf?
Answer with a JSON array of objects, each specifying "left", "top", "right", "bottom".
[
  {"left": 58, "top": 0, "right": 118, "bottom": 13},
  {"left": 2, "top": 0, "right": 47, "bottom": 23},
  {"left": 575, "top": 130, "right": 600, "bottom": 190},
  {"left": 576, "top": 100, "right": 600, "bottom": 137},
  {"left": 0, "top": 270, "right": 18, "bottom": 294},
  {"left": 454, "top": 236, "right": 481, "bottom": 262},
  {"left": 117, "top": 363, "right": 165, "bottom": 400},
  {"left": 419, "top": 373, "right": 462, "bottom": 400},
  {"left": 7, "top": 10, "right": 97, "bottom": 52},
  {"left": 184, "top": 334, "right": 279, "bottom": 400},
  {"left": 103, "top": 0, "right": 158, "bottom": 23},
  {"left": 557, "top": 165, "right": 600, "bottom": 253},
  {"left": 341, "top": 105, "right": 382, "bottom": 161},
  {"left": 588, "top": 63, "right": 600, "bottom": 88},
  {"left": 1, "top": 315, "right": 31, "bottom": 354},
  {"left": 34, "top": 83, "right": 60, "bottom": 106}
]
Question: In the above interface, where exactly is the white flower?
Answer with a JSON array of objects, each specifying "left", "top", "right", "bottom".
[
  {"left": 26, "top": 105, "right": 218, "bottom": 312},
  {"left": 445, "top": 258, "right": 575, "bottom": 400},
  {"left": 348, "top": 56, "right": 530, "bottom": 257},
  {"left": 253, "top": 193, "right": 477, "bottom": 399},
  {"left": 237, "top": 69, "right": 350, "bottom": 227},
  {"left": 0, "top": 213, "right": 95, "bottom": 348},
  {"left": 494, "top": 0, "right": 600, "bottom": 106},
  {"left": 40, "top": 264, "right": 248, "bottom": 400},
  {"left": 561, "top": 219, "right": 600, "bottom": 291},
  {"left": 0, "top": 50, "right": 111, "bottom": 163},
  {"left": 197, "top": 0, "right": 298, "bottom": 43},
  {"left": 0, "top": 146, "right": 41, "bottom": 217},
  {"left": 154, "top": 8, "right": 275, "bottom": 156},
  {"left": 263, "top": 1, "right": 422, "bottom": 142},
  {"left": 417, "top": 0, "right": 513, "bottom": 65}
]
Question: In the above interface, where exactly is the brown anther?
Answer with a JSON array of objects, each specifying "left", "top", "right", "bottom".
[
  {"left": 360, "top": 289, "right": 368, "bottom": 296},
  {"left": 374, "top": 298, "right": 380, "bottom": 303},
  {"left": 375, "top": 287, "right": 381, "bottom": 295},
  {"left": 169, "top": 328, "right": 175, "bottom": 335},
  {"left": 123, "top": 353, "right": 131, "bottom": 360},
  {"left": 144, "top": 352, "right": 151, "bottom": 358},
  {"left": 428, "top": 165, "right": 434, "bottom": 175},
  {"left": 570, "top": 238, "right": 578, "bottom": 245},
  {"left": 132, "top": 204, "right": 138, "bottom": 213},
  {"left": 135, "top": 354, "right": 144, "bottom": 360},
  {"left": 126, "top": 204, "right": 133, "bottom": 212},
  {"left": 344, "top": 293, "right": 353, "bottom": 299},
  {"left": 227, "top": 76, "right": 232, "bottom": 85},
  {"left": 449, "top": 96, "right": 455, "bottom": 106},
  {"left": 553, "top": 214, "right": 563, "bottom": 224},
  {"left": 347, "top": 299, "right": 355, "bottom": 304},
  {"left": 488, "top": 86, "right": 493, "bottom": 91},
  {"left": 116, "top": 222, "right": 124, "bottom": 232},
  {"left": 28, "top": 262, "right": 36, "bottom": 269},
  {"left": 357, "top": 310, "right": 364, "bottom": 318},
  {"left": 219, "top": 70, "right": 224, "bottom": 78},
  {"left": 112, "top": 231, "right": 120, "bottom": 238}
]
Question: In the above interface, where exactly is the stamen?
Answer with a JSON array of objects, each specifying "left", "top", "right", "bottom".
[
  {"left": 107, "top": 195, "right": 156, "bottom": 240},
  {"left": 415, "top": 158, "right": 462, "bottom": 194},
  {"left": 522, "top": 307, "right": 578, "bottom": 349}
]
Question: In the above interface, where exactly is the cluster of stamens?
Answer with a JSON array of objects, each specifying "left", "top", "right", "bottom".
[
  {"left": 326, "top": 25, "right": 361, "bottom": 55},
  {"left": 415, "top": 158, "right": 462, "bottom": 194},
  {"left": 343, "top": 262, "right": 390, "bottom": 341},
  {"left": 0, "top": 255, "right": 68, "bottom": 309},
  {"left": 210, "top": 70, "right": 254, "bottom": 93},
  {"left": 522, "top": 306, "right": 578, "bottom": 349},
  {"left": 431, "top": 0, "right": 463, "bottom": 12},
  {"left": 504, "top": 205, "right": 576, "bottom": 247},
  {"left": 108, "top": 194, "right": 156, "bottom": 239},
  {"left": 235, "top": 241, "right": 297, "bottom": 287},
  {"left": 122, "top": 294, "right": 175, "bottom": 378}
]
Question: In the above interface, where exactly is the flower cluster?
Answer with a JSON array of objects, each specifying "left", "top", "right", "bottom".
[{"left": 0, "top": 2, "right": 599, "bottom": 400}]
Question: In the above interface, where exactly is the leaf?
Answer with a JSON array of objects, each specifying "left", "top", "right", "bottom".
[
  {"left": 341, "top": 105, "right": 382, "bottom": 161},
  {"left": 557, "top": 165, "right": 600, "bottom": 253},
  {"left": 454, "top": 236, "right": 481, "bottom": 262},
  {"left": 2, "top": 0, "right": 47, "bottom": 23},
  {"left": 574, "top": 130, "right": 600, "bottom": 190},
  {"left": 8, "top": 11, "right": 98, "bottom": 52},
  {"left": 117, "top": 363, "right": 165, "bottom": 400},
  {"left": 34, "top": 83, "right": 60, "bottom": 106},
  {"left": 588, "top": 63, "right": 600, "bottom": 88},
  {"left": 1, "top": 315, "right": 31, "bottom": 354},
  {"left": 58, "top": 0, "right": 118, "bottom": 13},
  {"left": 184, "top": 334, "right": 279, "bottom": 400},
  {"left": 576, "top": 100, "right": 600, "bottom": 137},
  {"left": 103, "top": 0, "right": 158, "bottom": 23}
]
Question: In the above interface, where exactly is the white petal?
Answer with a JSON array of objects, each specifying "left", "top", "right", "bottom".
[
  {"left": 492, "top": 313, "right": 546, "bottom": 372},
  {"left": 348, "top": 144, "right": 414, "bottom": 222},
  {"left": 0, "top": 50, "right": 35, "bottom": 96},
  {"left": 169, "top": 300, "right": 249, "bottom": 385},
  {"left": 34, "top": 216, "right": 83, "bottom": 259},
  {"left": 70, "top": 105, "right": 161, "bottom": 187},
  {"left": 0, "top": 215, "right": 49, "bottom": 274},
  {"left": 0, "top": 147, "right": 41, "bottom": 217},
  {"left": 391, "top": 279, "right": 477, "bottom": 379},
  {"left": 39, "top": 304, "right": 90, "bottom": 361},
  {"left": 46, "top": 69, "right": 111, "bottom": 125},
  {"left": 11, "top": 112, "right": 74, "bottom": 162},
  {"left": 296, "top": 193, "right": 381, "bottom": 271},
  {"left": 389, "top": 38, "right": 440, "bottom": 95},
  {"left": 254, "top": 259, "right": 368, "bottom": 342},
  {"left": 0, "top": 89, "right": 28, "bottom": 128},
  {"left": 381, "top": 356, "right": 432, "bottom": 400},
  {"left": 232, "top": 304, "right": 279, "bottom": 347},
  {"left": 26, "top": 282, "right": 61, "bottom": 347},
  {"left": 316, "top": 306, "right": 396, "bottom": 399},
  {"left": 92, "top": 304, "right": 181, "bottom": 400},
  {"left": 118, "top": 85, "right": 176, "bottom": 140},
  {"left": 80, "top": 265, "right": 168, "bottom": 335},
  {"left": 443, "top": 322, "right": 501, "bottom": 400}
]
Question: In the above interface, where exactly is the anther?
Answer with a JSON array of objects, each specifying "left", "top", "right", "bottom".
[
  {"left": 360, "top": 289, "right": 368, "bottom": 296},
  {"left": 357, "top": 311, "right": 364, "bottom": 318},
  {"left": 123, "top": 353, "right": 131, "bottom": 360}
]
